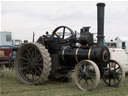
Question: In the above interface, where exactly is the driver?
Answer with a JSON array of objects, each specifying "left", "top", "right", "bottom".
[{"left": 46, "top": 31, "right": 51, "bottom": 37}]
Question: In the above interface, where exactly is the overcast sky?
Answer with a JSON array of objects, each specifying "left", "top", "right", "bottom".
[{"left": 1, "top": 1, "right": 128, "bottom": 42}]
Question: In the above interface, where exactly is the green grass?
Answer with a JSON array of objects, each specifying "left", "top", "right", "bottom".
[{"left": 0, "top": 70, "right": 128, "bottom": 96}]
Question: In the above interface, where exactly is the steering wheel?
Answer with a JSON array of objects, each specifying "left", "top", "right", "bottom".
[{"left": 51, "top": 26, "right": 75, "bottom": 40}]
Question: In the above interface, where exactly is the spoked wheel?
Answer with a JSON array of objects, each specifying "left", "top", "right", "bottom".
[
  {"left": 74, "top": 60, "right": 100, "bottom": 91},
  {"left": 103, "top": 60, "right": 125, "bottom": 87},
  {"left": 15, "top": 43, "right": 52, "bottom": 84}
]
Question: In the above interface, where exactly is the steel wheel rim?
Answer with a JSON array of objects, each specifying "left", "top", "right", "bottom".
[
  {"left": 75, "top": 61, "right": 97, "bottom": 91},
  {"left": 17, "top": 44, "right": 43, "bottom": 83},
  {"left": 103, "top": 60, "right": 123, "bottom": 86}
]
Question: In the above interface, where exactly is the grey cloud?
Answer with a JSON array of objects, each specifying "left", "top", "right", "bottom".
[{"left": 1, "top": 1, "right": 128, "bottom": 41}]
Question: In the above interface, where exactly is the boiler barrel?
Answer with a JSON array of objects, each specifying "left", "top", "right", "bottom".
[{"left": 60, "top": 46, "right": 110, "bottom": 66}]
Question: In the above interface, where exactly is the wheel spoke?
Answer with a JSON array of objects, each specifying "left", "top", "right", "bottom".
[
  {"left": 78, "top": 76, "right": 83, "bottom": 83},
  {"left": 34, "top": 67, "right": 41, "bottom": 75},
  {"left": 88, "top": 77, "right": 93, "bottom": 83},
  {"left": 35, "top": 55, "right": 41, "bottom": 61},
  {"left": 31, "top": 48, "right": 35, "bottom": 57},
  {"left": 39, "top": 58, "right": 43, "bottom": 62},
  {"left": 83, "top": 65, "right": 86, "bottom": 72},
  {"left": 20, "top": 65, "right": 30, "bottom": 71},
  {"left": 25, "top": 48, "right": 32, "bottom": 57},
  {"left": 37, "top": 66, "right": 43, "bottom": 72},
  {"left": 28, "top": 67, "right": 33, "bottom": 75},
  {"left": 115, "top": 67, "right": 120, "bottom": 70},
  {"left": 36, "top": 63, "right": 43, "bottom": 66},
  {"left": 86, "top": 64, "right": 91, "bottom": 70},
  {"left": 34, "top": 47, "right": 37, "bottom": 57},
  {"left": 79, "top": 65, "right": 84, "bottom": 73},
  {"left": 24, "top": 66, "right": 31, "bottom": 74},
  {"left": 32, "top": 68, "right": 36, "bottom": 80},
  {"left": 22, "top": 62, "right": 29, "bottom": 65},
  {"left": 25, "top": 54, "right": 31, "bottom": 62},
  {"left": 88, "top": 69, "right": 95, "bottom": 77},
  {"left": 84, "top": 79, "right": 88, "bottom": 87},
  {"left": 19, "top": 57, "right": 28, "bottom": 61},
  {"left": 63, "top": 27, "right": 65, "bottom": 33},
  {"left": 109, "top": 78, "right": 111, "bottom": 86},
  {"left": 62, "top": 27, "right": 66, "bottom": 39}
]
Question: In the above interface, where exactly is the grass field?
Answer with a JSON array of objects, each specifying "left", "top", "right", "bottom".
[{"left": 0, "top": 70, "right": 128, "bottom": 96}]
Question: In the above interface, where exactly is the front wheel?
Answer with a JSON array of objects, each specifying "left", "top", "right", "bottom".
[{"left": 103, "top": 60, "right": 125, "bottom": 87}]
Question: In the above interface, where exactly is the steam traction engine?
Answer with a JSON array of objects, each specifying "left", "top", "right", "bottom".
[{"left": 15, "top": 3, "right": 125, "bottom": 91}]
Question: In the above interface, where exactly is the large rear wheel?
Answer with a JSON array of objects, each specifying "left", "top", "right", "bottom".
[{"left": 15, "top": 43, "right": 52, "bottom": 84}]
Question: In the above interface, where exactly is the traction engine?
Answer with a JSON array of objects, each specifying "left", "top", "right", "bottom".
[{"left": 15, "top": 3, "right": 125, "bottom": 91}]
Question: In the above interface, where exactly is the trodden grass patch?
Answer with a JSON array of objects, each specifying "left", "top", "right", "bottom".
[{"left": 0, "top": 70, "right": 128, "bottom": 96}]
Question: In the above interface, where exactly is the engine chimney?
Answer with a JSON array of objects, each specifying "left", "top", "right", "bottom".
[{"left": 97, "top": 3, "right": 105, "bottom": 46}]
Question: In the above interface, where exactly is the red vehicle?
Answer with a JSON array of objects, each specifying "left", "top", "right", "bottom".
[{"left": 0, "top": 46, "right": 13, "bottom": 66}]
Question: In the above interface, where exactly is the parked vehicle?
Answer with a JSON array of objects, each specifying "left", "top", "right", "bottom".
[
  {"left": 0, "top": 32, "right": 22, "bottom": 67},
  {"left": 0, "top": 45, "right": 13, "bottom": 67},
  {"left": 109, "top": 48, "right": 128, "bottom": 74}
]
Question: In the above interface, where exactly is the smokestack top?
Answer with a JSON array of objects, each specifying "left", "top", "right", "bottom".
[{"left": 97, "top": 3, "right": 105, "bottom": 6}]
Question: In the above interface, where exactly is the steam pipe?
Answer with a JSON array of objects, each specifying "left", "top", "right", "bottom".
[{"left": 97, "top": 3, "right": 105, "bottom": 46}]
